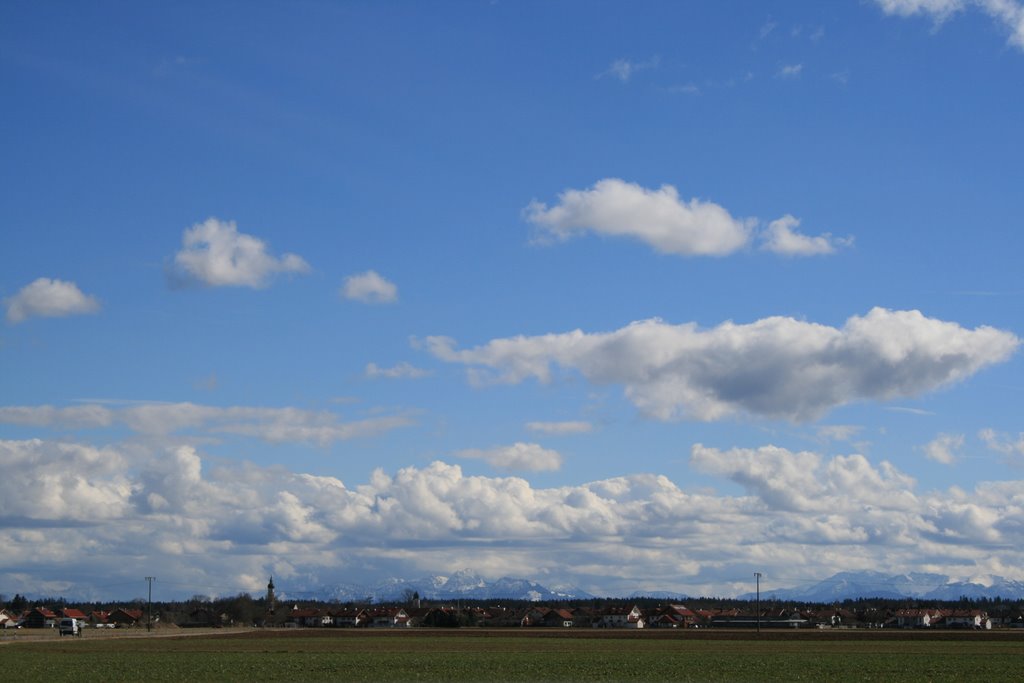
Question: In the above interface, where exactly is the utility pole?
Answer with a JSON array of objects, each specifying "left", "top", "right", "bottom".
[
  {"left": 754, "top": 572, "right": 762, "bottom": 634},
  {"left": 145, "top": 577, "right": 156, "bottom": 632}
]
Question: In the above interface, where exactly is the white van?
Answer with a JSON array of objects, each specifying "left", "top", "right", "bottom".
[{"left": 58, "top": 618, "right": 79, "bottom": 637}]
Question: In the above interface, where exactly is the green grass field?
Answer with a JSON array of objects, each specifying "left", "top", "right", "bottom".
[{"left": 4, "top": 629, "right": 1023, "bottom": 682}]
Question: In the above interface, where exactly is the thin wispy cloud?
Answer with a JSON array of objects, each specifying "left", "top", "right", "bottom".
[
  {"left": 153, "top": 55, "right": 200, "bottom": 77},
  {"left": 598, "top": 56, "right": 660, "bottom": 82},
  {"left": 887, "top": 406, "right": 937, "bottom": 416},
  {"left": 455, "top": 442, "right": 563, "bottom": 472},
  {"left": 365, "top": 362, "right": 432, "bottom": 379},
  {"left": 777, "top": 63, "right": 804, "bottom": 78},
  {"left": 194, "top": 373, "right": 219, "bottom": 392},
  {"left": 979, "top": 428, "right": 1024, "bottom": 456},
  {"left": 875, "top": 0, "right": 1024, "bottom": 50},
  {"left": 0, "top": 402, "right": 414, "bottom": 446},
  {"left": 526, "top": 421, "right": 594, "bottom": 436},
  {"left": 830, "top": 70, "right": 851, "bottom": 85},
  {"left": 817, "top": 425, "right": 864, "bottom": 442},
  {"left": 664, "top": 83, "right": 701, "bottom": 95},
  {"left": 923, "top": 433, "right": 965, "bottom": 464}
]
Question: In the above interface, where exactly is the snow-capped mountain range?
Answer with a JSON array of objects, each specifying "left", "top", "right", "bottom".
[
  {"left": 313, "top": 569, "right": 595, "bottom": 603},
  {"left": 305, "top": 570, "right": 1024, "bottom": 604},
  {"left": 738, "top": 571, "right": 1024, "bottom": 602}
]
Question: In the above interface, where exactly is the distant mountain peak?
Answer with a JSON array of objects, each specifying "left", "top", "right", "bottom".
[
  {"left": 315, "top": 569, "right": 1024, "bottom": 604},
  {"left": 740, "top": 571, "right": 1024, "bottom": 602},
  {"left": 318, "top": 569, "right": 593, "bottom": 603}
]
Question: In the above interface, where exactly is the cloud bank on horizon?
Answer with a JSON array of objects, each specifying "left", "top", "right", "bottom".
[
  {"left": 2, "top": 0, "right": 1023, "bottom": 600},
  {"left": 2, "top": 437, "right": 1023, "bottom": 599}
]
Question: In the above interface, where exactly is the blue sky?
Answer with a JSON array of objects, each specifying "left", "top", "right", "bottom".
[{"left": 2, "top": 0, "right": 1023, "bottom": 601}]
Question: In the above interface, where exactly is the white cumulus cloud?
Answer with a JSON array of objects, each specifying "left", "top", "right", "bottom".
[
  {"left": 761, "top": 215, "right": 852, "bottom": 256},
  {"left": 5, "top": 278, "right": 101, "bottom": 324},
  {"left": 171, "top": 218, "right": 310, "bottom": 288},
  {"left": 341, "top": 270, "right": 398, "bottom": 304},
  {"left": 690, "top": 444, "right": 921, "bottom": 519},
  {"left": 0, "top": 439, "right": 132, "bottom": 520},
  {"left": 526, "top": 178, "right": 849, "bottom": 259},
  {"left": 525, "top": 178, "right": 753, "bottom": 256},
  {"left": 455, "top": 442, "right": 564, "bottom": 472},
  {"left": 427, "top": 308, "right": 1019, "bottom": 422}
]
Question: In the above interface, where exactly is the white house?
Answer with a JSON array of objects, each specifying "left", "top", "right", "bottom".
[
  {"left": 893, "top": 609, "right": 941, "bottom": 628},
  {"left": 942, "top": 610, "right": 991, "bottom": 629},
  {"left": 367, "top": 608, "right": 408, "bottom": 628},
  {"left": 595, "top": 605, "right": 645, "bottom": 628}
]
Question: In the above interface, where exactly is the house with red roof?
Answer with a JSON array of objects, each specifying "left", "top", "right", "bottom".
[
  {"left": 57, "top": 608, "right": 88, "bottom": 622},
  {"left": 22, "top": 607, "right": 58, "bottom": 628},
  {"left": 540, "top": 608, "right": 576, "bottom": 628},
  {"left": 109, "top": 608, "right": 145, "bottom": 627},
  {"left": 650, "top": 604, "right": 697, "bottom": 628},
  {"left": 89, "top": 611, "right": 112, "bottom": 627}
]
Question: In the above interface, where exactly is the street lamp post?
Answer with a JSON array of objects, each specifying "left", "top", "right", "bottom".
[
  {"left": 754, "top": 572, "right": 762, "bottom": 634},
  {"left": 145, "top": 577, "right": 156, "bottom": 632}
]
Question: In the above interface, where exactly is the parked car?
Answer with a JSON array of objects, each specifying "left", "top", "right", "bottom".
[{"left": 58, "top": 618, "right": 80, "bottom": 637}]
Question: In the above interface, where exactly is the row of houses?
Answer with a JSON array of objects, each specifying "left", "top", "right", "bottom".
[
  {"left": 3, "top": 603, "right": 1011, "bottom": 631},
  {"left": 274, "top": 604, "right": 651, "bottom": 629},
  {"left": 273, "top": 604, "right": 1000, "bottom": 630},
  {"left": 890, "top": 608, "right": 992, "bottom": 629},
  {"left": 1, "top": 607, "right": 145, "bottom": 629}
]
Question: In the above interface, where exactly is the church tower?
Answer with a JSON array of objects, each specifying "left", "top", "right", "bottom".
[{"left": 266, "top": 576, "right": 276, "bottom": 615}]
